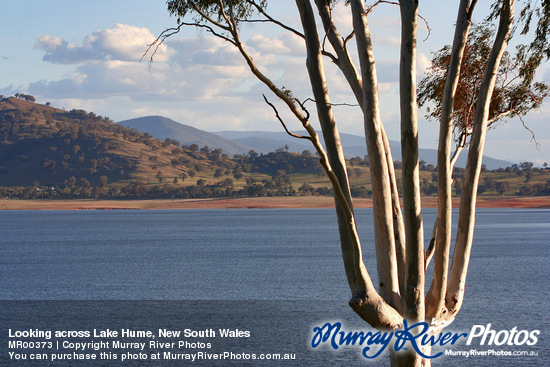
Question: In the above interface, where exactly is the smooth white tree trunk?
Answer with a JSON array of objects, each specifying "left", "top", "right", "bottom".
[
  {"left": 446, "top": 0, "right": 514, "bottom": 318},
  {"left": 426, "top": 0, "right": 476, "bottom": 320},
  {"left": 350, "top": 0, "right": 401, "bottom": 311}
]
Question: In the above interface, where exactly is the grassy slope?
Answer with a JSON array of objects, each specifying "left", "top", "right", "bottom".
[{"left": 0, "top": 98, "right": 235, "bottom": 187}]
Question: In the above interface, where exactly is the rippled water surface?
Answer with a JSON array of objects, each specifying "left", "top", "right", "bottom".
[{"left": 1, "top": 208, "right": 548, "bottom": 366}]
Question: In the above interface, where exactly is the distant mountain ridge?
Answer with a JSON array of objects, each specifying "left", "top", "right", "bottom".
[
  {"left": 117, "top": 116, "right": 514, "bottom": 169},
  {"left": 118, "top": 116, "right": 253, "bottom": 156},
  {"left": 215, "top": 131, "right": 514, "bottom": 170}
]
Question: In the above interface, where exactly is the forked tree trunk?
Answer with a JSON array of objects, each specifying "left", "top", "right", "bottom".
[{"left": 163, "top": 0, "right": 517, "bottom": 364}]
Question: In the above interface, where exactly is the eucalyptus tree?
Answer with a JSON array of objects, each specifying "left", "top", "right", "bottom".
[
  {"left": 147, "top": 0, "right": 547, "bottom": 365},
  {"left": 418, "top": 22, "right": 549, "bottom": 152}
]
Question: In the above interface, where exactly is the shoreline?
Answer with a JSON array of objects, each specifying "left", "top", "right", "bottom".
[{"left": 1, "top": 195, "right": 549, "bottom": 210}]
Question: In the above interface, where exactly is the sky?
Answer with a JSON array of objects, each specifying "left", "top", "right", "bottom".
[{"left": 1, "top": 0, "right": 548, "bottom": 165}]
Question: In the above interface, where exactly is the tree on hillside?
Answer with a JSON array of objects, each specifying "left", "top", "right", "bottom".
[{"left": 147, "top": 1, "right": 548, "bottom": 365}]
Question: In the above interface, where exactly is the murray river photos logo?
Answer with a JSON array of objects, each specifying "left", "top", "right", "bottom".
[{"left": 310, "top": 320, "right": 540, "bottom": 359}]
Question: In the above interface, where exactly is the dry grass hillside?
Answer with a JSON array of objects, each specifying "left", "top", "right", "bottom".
[{"left": 0, "top": 97, "right": 233, "bottom": 187}]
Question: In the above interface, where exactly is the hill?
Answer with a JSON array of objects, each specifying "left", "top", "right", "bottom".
[
  {"left": 117, "top": 116, "right": 252, "bottom": 156},
  {"left": 0, "top": 97, "right": 234, "bottom": 188},
  {"left": 0, "top": 97, "right": 326, "bottom": 199}
]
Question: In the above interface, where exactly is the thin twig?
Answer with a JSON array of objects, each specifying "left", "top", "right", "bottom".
[
  {"left": 303, "top": 97, "right": 359, "bottom": 107},
  {"left": 419, "top": 14, "right": 432, "bottom": 41},
  {"left": 321, "top": 34, "right": 339, "bottom": 64},
  {"left": 244, "top": 0, "right": 305, "bottom": 39},
  {"left": 263, "top": 95, "right": 312, "bottom": 140},
  {"left": 142, "top": 21, "right": 236, "bottom": 68},
  {"left": 294, "top": 98, "right": 311, "bottom": 122},
  {"left": 344, "top": 31, "right": 356, "bottom": 46},
  {"left": 142, "top": 25, "right": 183, "bottom": 68},
  {"left": 487, "top": 110, "right": 514, "bottom": 126},
  {"left": 518, "top": 115, "right": 540, "bottom": 148},
  {"left": 366, "top": 0, "right": 399, "bottom": 15},
  {"left": 366, "top": 0, "right": 431, "bottom": 41},
  {"left": 450, "top": 132, "right": 467, "bottom": 169}
]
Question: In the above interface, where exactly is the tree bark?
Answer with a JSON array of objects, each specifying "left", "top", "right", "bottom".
[
  {"left": 426, "top": 0, "right": 476, "bottom": 320},
  {"left": 446, "top": 0, "right": 514, "bottom": 318},
  {"left": 399, "top": 0, "right": 424, "bottom": 325},
  {"left": 350, "top": 0, "right": 401, "bottom": 311},
  {"left": 395, "top": 1, "right": 425, "bottom": 366},
  {"left": 296, "top": 0, "right": 402, "bottom": 330},
  {"left": 315, "top": 0, "right": 407, "bottom": 300},
  {"left": 159, "top": 0, "right": 522, "bottom": 363},
  {"left": 296, "top": 0, "right": 357, "bottom": 294}
]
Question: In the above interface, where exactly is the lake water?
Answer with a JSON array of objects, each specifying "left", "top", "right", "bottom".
[{"left": 0, "top": 208, "right": 548, "bottom": 366}]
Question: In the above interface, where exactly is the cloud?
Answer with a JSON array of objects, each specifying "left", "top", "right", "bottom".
[
  {"left": 35, "top": 35, "right": 95, "bottom": 64},
  {"left": 36, "top": 24, "right": 171, "bottom": 64},
  {"left": 31, "top": 26, "right": 252, "bottom": 102},
  {"left": 28, "top": 55, "right": 251, "bottom": 104},
  {"left": 0, "top": 84, "right": 19, "bottom": 96},
  {"left": 248, "top": 34, "right": 294, "bottom": 54},
  {"left": 24, "top": 22, "right": 397, "bottom": 137},
  {"left": 167, "top": 37, "right": 241, "bottom": 64},
  {"left": 31, "top": 24, "right": 312, "bottom": 107},
  {"left": 190, "top": 46, "right": 243, "bottom": 66}
]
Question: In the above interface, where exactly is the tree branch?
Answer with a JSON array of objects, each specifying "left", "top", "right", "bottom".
[
  {"left": 450, "top": 133, "right": 467, "bottom": 169},
  {"left": 262, "top": 95, "right": 311, "bottom": 140},
  {"left": 366, "top": 0, "right": 399, "bottom": 15},
  {"left": 351, "top": 0, "right": 401, "bottom": 311},
  {"left": 190, "top": 2, "right": 232, "bottom": 31},
  {"left": 447, "top": 0, "right": 514, "bottom": 321},
  {"left": 217, "top": 0, "right": 235, "bottom": 30},
  {"left": 302, "top": 97, "right": 359, "bottom": 108},
  {"left": 424, "top": 217, "right": 437, "bottom": 271},
  {"left": 518, "top": 114, "right": 540, "bottom": 148},
  {"left": 244, "top": 0, "right": 305, "bottom": 39},
  {"left": 399, "top": 0, "right": 425, "bottom": 323},
  {"left": 143, "top": 21, "right": 236, "bottom": 68},
  {"left": 419, "top": 14, "right": 432, "bottom": 42},
  {"left": 344, "top": 31, "right": 355, "bottom": 46},
  {"left": 366, "top": 0, "right": 431, "bottom": 41},
  {"left": 321, "top": 34, "right": 339, "bottom": 64},
  {"left": 426, "top": 0, "right": 476, "bottom": 321},
  {"left": 142, "top": 25, "right": 184, "bottom": 67},
  {"left": 315, "top": 1, "right": 407, "bottom": 301}
]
